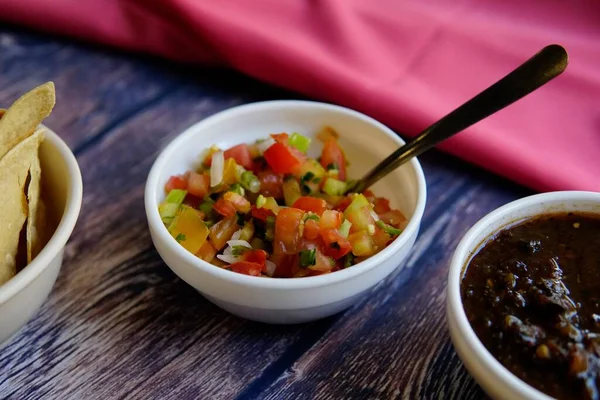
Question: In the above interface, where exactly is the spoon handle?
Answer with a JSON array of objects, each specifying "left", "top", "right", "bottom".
[{"left": 349, "top": 44, "right": 568, "bottom": 193}]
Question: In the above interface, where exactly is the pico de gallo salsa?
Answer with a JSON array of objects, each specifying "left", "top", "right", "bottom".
[{"left": 159, "top": 127, "right": 407, "bottom": 278}]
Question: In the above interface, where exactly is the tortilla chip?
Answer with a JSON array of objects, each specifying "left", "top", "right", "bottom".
[
  {"left": 0, "top": 130, "right": 43, "bottom": 284},
  {"left": 0, "top": 82, "right": 55, "bottom": 160},
  {"left": 26, "top": 127, "right": 45, "bottom": 263}
]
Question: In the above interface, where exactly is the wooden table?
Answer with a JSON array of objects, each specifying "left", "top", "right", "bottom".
[{"left": 0, "top": 26, "right": 533, "bottom": 400}]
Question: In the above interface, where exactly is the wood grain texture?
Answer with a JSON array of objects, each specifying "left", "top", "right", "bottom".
[{"left": 0, "top": 26, "right": 533, "bottom": 400}]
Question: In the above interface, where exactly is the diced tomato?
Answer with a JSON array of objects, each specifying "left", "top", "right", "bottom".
[
  {"left": 320, "top": 139, "right": 347, "bottom": 181},
  {"left": 257, "top": 169, "right": 284, "bottom": 199},
  {"left": 303, "top": 218, "right": 320, "bottom": 240},
  {"left": 271, "top": 133, "right": 289, "bottom": 144},
  {"left": 320, "top": 229, "right": 352, "bottom": 259},
  {"left": 183, "top": 194, "right": 202, "bottom": 209},
  {"left": 223, "top": 191, "right": 251, "bottom": 213},
  {"left": 292, "top": 196, "right": 327, "bottom": 215},
  {"left": 274, "top": 207, "right": 304, "bottom": 254},
  {"left": 251, "top": 205, "right": 274, "bottom": 222},
  {"left": 242, "top": 249, "right": 268, "bottom": 266},
  {"left": 379, "top": 210, "right": 407, "bottom": 227},
  {"left": 362, "top": 190, "right": 375, "bottom": 199},
  {"left": 196, "top": 241, "right": 217, "bottom": 262},
  {"left": 165, "top": 175, "right": 187, "bottom": 192},
  {"left": 319, "top": 210, "right": 343, "bottom": 230},
  {"left": 309, "top": 249, "right": 336, "bottom": 272},
  {"left": 187, "top": 172, "right": 210, "bottom": 198},
  {"left": 264, "top": 142, "right": 305, "bottom": 174},
  {"left": 270, "top": 253, "right": 295, "bottom": 278},
  {"left": 230, "top": 261, "right": 262, "bottom": 276},
  {"left": 373, "top": 197, "right": 392, "bottom": 214},
  {"left": 371, "top": 226, "right": 392, "bottom": 249},
  {"left": 213, "top": 197, "right": 237, "bottom": 218},
  {"left": 333, "top": 197, "right": 352, "bottom": 212},
  {"left": 223, "top": 144, "right": 253, "bottom": 170}
]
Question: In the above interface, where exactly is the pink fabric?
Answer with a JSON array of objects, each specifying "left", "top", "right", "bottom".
[{"left": 2, "top": 0, "right": 599, "bottom": 192}]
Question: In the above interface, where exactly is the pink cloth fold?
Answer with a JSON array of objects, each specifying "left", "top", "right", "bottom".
[{"left": 2, "top": 0, "right": 599, "bottom": 191}]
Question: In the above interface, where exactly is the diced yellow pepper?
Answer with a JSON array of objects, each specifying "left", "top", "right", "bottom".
[
  {"left": 222, "top": 158, "right": 238, "bottom": 185},
  {"left": 168, "top": 205, "right": 209, "bottom": 254}
]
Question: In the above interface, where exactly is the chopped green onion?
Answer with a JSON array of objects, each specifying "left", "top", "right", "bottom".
[
  {"left": 230, "top": 183, "right": 245, "bottom": 196},
  {"left": 241, "top": 171, "right": 260, "bottom": 193},
  {"left": 236, "top": 212, "right": 246, "bottom": 226},
  {"left": 339, "top": 219, "right": 352, "bottom": 237},
  {"left": 343, "top": 253, "right": 354, "bottom": 268},
  {"left": 159, "top": 189, "right": 188, "bottom": 224},
  {"left": 199, "top": 198, "right": 215, "bottom": 215},
  {"left": 304, "top": 213, "right": 320, "bottom": 222},
  {"left": 301, "top": 172, "right": 315, "bottom": 182},
  {"left": 256, "top": 194, "right": 267, "bottom": 208},
  {"left": 231, "top": 245, "right": 248, "bottom": 256},
  {"left": 322, "top": 178, "right": 346, "bottom": 196},
  {"left": 376, "top": 220, "right": 403, "bottom": 236},
  {"left": 265, "top": 215, "right": 276, "bottom": 241},
  {"left": 289, "top": 132, "right": 312, "bottom": 152},
  {"left": 299, "top": 249, "right": 317, "bottom": 267}
]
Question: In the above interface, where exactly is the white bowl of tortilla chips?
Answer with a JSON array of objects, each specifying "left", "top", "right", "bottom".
[{"left": 0, "top": 83, "right": 82, "bottom": 345}]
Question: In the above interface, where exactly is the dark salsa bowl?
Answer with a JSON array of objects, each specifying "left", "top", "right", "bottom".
[{"left": 447, "top": 191, "right": 600, "bottom": 400}]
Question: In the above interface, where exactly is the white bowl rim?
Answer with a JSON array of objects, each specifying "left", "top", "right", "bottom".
[
  {"left": 447, "top": 190, "right": 600, "bottom": 400},
  {"left": 0, "top": 126, "right": 83, "bottom": 304},
  {"left": 145, "top": 100, "right": 427, "bottom": 290}
]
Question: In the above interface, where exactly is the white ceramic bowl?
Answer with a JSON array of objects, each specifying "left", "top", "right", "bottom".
[
  {"left": 0, "top": 126, "right": 83, "bottom": 345},
  {"left": 145, "top": 100, "right": 426, "bottom": 324},
  {"left": 447, "top": 191, "right": 600, "bottom": 400}
]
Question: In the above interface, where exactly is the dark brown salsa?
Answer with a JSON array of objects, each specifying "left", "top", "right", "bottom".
[{"left": 462, "top": 212, "right": 600, "bottom": 400}]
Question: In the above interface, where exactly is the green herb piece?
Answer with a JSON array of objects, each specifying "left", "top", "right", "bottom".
[
  {"left": 376, "top": 220, "right": 403, "bottom": 236},
  {"left": 326, "top": 163, "right": 339, "bottom": 171},
  {"left": 199, "top": 198, "right": 215, "bottom": 215},
  {"left": 343, "top": 253, "right": 355, "bottom": 268},
  {"left": 299, "top": 249, "right": 317, "bottom": 267},
  {"left": 175, "top": 233, "right": 186, "bottom": 243},
  {"left": 301, "top": 171, "right": 315, "bottom": 182},
  {"left": 304, "top": 213, "right": 320, "bottom": 222},
  {"left": 339, "top": 219, "right": 352, "bottom": 237},
  {"left": 289, "top": 132, "right": 312, "bottom": 152},
  {"left": 231, "top": 245, "right": 248, "bottom": 256},
  {"left": 301, "top": 184, "right": 312, "bottom": 195}
]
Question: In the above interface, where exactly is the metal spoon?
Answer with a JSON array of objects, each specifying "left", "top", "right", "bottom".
[{"left": 345, "top": 44, "right": 568, "bottom": 194}]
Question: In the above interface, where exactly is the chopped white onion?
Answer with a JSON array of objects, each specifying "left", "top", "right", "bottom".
[
  {"left": 369, "top": 209, "right": 381, "bottom": 221},
  {"left": 217, "top": 254, "right": 239, "bottom": 264},
  {"left": 231, "top": 229, "right": 243, "bottom": 241},
  {"left": 210, "top": 151, "right": 224, "bottom": 187},
  {"left": 226, "top": 239, "right": 252, "bottom": 248},
  {"left": 223, "top": 246, "right": 234, "bottom": 256},
  {"left": 257, "top": 137, "right": 276, "bottom": 154},
  {"left": 265, "top": 260, "right": 276, "bottom": 277}
]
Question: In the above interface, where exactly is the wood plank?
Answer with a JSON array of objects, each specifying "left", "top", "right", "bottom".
[{"left": 256, "top": 169, "right": 531, "bottom": 400}]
